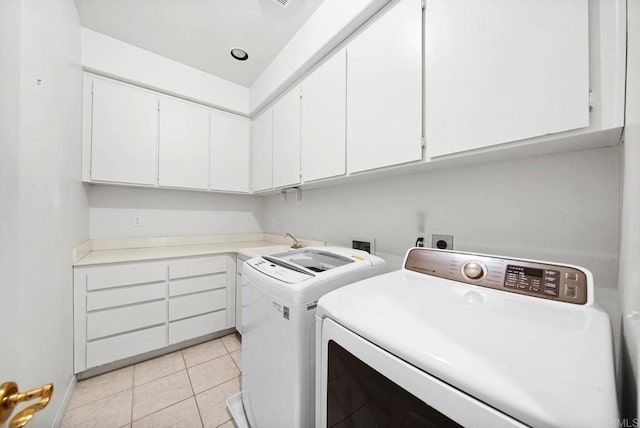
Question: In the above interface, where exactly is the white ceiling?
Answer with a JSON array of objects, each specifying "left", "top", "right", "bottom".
[{"left": 74, "top": 0, "right": 324, "bottom": 87}]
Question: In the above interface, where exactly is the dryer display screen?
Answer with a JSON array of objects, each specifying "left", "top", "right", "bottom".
[{"left": 504, "top": 265, "right": 560, "bottom": 297}]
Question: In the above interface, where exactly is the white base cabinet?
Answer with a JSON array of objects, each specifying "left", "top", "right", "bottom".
[{"left": 74, "top": 255, "right": 236, "bottom": 373}]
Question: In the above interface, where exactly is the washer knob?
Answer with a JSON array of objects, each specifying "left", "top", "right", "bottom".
[{"left": 462, "top": 261, "right": 485, "bottom": 280}]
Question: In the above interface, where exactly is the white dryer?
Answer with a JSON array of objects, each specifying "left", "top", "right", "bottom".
[
  {"left": 228, "top": 246, "right": 385, "bottom": 428},
  {"left": 316, "top": 248, "right": 618, "bottom": 428}
]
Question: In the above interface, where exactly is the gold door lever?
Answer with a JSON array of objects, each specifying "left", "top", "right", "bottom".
[{"left": 0, "top": 381, "right": 54, "bottom": 428}]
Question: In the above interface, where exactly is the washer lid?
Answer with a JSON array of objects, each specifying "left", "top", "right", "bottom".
[
  {"left": 247, "top": 247, "right": 359, "bottom": 284},
  {"left": 317, "top": 270, "right": 618, "bottom": 428},
  {"left": 270, "top": 248, "right": 355, "bottom": 274}
]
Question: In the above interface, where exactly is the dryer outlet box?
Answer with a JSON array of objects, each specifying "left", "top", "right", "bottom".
[
  {"left": 432, "top": 234, "right": 453, "bottom": 250},
  {"left": 352, "top": 238, "right": 375, "bottom": 254}
]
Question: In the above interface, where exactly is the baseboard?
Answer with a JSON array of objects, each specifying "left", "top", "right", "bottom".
[{"left": 51, "top": 375, "right": 77, "bottom": 428}]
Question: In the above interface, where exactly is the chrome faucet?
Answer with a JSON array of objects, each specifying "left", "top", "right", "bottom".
[{"left": 285, "top": 233, "right": 302, "bottom": 249}]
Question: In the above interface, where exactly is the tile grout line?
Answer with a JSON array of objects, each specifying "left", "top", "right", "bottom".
[
  {"left": 68, "top": 336, "right": 239, "bottom": 426},
  {"left": 131, "top": 369, "right": 195, "bottom": 423},
  {"left": 133, "top": 366, "right": 186, "bottom": 388},
  {"left": 131, "top": 396, "right": 194, "bottom": 425},
  {"left": 64, "top": 388, "right": 134, "bottom": 427},
  {"left": 191, "top": 374, "right": 242, "bottom": 397},
  {"left": 183, "top": 349, "right": 206, "bottom": 428},
  {"left": 67, "top": 389, "right": 126, "bottom": 413},
  {"left": 229, "top": 351, "right": 241, "bottom": 373},
  {"left": 130, "top": 365, "right": 135, "bottom": 425},
  {"left": 186, "top": 350, "right": 231, "bottom": 371},
  {"left": 67, "top": 368, "right": 135, "bottom": 412}
]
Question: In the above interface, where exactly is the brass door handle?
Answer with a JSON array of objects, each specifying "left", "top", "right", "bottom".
[{"left": 0, "top": 382, "right": 54, "bottom": 428}]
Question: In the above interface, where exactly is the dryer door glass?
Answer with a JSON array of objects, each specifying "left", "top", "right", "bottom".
[{"left": 326, "top": 340, "right": 462, "bottom": 427}]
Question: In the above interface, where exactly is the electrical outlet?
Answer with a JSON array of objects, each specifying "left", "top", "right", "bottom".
[
  {"left": 133, "top": 215, "right": 143, "bottom": 227},
  {"left": 432, "top": 234, "right": 453, "bottom": 250}
]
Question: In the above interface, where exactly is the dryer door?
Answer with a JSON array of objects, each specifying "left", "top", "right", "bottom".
[{"left": 316, "top": 318, "right": 526, "bottom": 428}]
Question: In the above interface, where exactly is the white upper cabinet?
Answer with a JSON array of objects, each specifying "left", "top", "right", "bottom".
[
  {"left": 425, "top": 0, "right": 590, "bottom": 158},
  {"left": 252, "top": 109, "right": 273, "bottom": 192},
  {"left": 210, "top": 110, "right": 251, "bottom": 193},
  {"left": 301, "top": 49, "right": 347, "bottom": 183},
  {"left": 158, "top": 98, "right": 210, "bottom": 190},
  {"left": 346, "top": 0, "right": 423, "bottom": 174},
  {"left": 90, "top": 78, "right": 159, "bottom": 186},
  {"left": 272, "top": 86, "right": 302, "bottom": 188}
]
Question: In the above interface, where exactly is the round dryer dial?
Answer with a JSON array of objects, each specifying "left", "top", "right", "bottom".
[{"left": 462, "top": 261, "right": 486, "bottom": 280}]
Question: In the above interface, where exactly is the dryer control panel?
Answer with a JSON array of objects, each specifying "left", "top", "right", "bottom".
[{"left": 404, "top": 248, "right": 588, "bottom": 304}]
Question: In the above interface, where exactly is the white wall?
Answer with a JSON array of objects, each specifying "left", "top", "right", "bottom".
[
  {"left": 0, "top": 0, "right": 89, "bottom": 426},
  {"left": 81, "top": 28, "right": 250, "bottom": 115},
  {"left": 618, "top": 0, "right": 640, "bottom": 419},
  {"left": 263, "top": 146, "right": 621, "bottom": 335},
  {"left": 0, "top": 0, "right": 23, "bottom": 418},
  {"left": 89, "top": 186, "right": 263, "bottom": 239}
]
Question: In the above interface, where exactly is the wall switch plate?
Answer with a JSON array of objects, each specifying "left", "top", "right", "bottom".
[
  {"left": 432, "top": 234, "right": 453, "bottom": 250},
  {"left": 133, "top": 215, "right": 143, "bottom": 227}
]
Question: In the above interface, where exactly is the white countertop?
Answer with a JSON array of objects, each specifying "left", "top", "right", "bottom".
[{"left": 73, "top": 234, "right": 324, "bottom": 266}]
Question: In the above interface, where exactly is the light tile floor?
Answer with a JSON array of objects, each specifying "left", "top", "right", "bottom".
[{"left": 63, "top": 333, "right": 242, "bottom": 428}]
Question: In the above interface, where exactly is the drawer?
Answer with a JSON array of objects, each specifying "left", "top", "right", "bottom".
[
  {"left": 169, "top": 256, "right": 227, "bottom": 279},
  {"left": 87, "top": 300, "right": 166, "bottom": 340},
  {"left": 87, "top": 325, "right": 167, "bottom": 368},
  {"left": 169, "top": 311, "right": 227, "bottom": 345},
  {"left": 84, "top": 263, "right": 166, "bottom": 291},
  {"left": 169, "top": 273, "right": 226, "bottom": 297},
  {"left": 87, "top": 282, "right": 166, "bottom": 311},
  {"left": 169, "top": 289, "right": 226, "bottom": 321}
]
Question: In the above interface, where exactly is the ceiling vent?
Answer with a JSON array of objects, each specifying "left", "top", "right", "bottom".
[{"left": 272, "top": 0, "right": 291, "bottom": 7}]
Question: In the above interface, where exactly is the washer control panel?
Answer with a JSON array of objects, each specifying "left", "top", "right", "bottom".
[
  {"left": 247, "top": 257, "right": 313, "bottom": 284},
  {"left": 404, "top": 248, "right": 588, "bottom": 304}
]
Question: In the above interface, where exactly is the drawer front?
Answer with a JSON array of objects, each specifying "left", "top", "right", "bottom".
[
  {"left": 87, "top": 283, "right": 166, "bottom": 311},
  {"left": 169, "top": 273, "right": 226, "bottom": 297},
  {"left": 169, "top": 311, "right": 227, "bottom": 345},
  {"left": 169, "top": 289, "right": 226, "bottom": 321},
  {"left": 87, "top": 300, "right": 166, "bottom": 340},
  {"left": 87, "top": 325, "right": 167, "bottom": 368},
  {"left": 85, "top": 263, "right": 166, "bottom": 291},
  {"left": 169, "top": 256, "right": 227, "bottom": 279}
]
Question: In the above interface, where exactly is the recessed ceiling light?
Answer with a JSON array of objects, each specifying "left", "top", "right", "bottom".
[{"left": 230, "top": 48, "right": 249, "bottom": 61}]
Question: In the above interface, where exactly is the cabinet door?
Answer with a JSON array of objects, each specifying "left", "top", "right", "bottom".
[
  {"left": 301, "top": 50, "right": 347, "bottom": 182},
  {"left": 273, "top": 86, "right": 302, "bottom": 188},
  {"left": 252, "top": 109, "right": 273, "bottom": 192},
  {"left": 210, "top": 110, "right": 251, "bottom": 193},
  {"left": 90, "top": 78, "right": 159, "bottom": 185},
  {"left": 158, "top": 98, "right": 210, "bottom": 189},
  {"left": 346, "top": 0, "right": 423, "bottom": 174},
  {"left": 425, "top": 0, "right": 589, "bottom": 157}
]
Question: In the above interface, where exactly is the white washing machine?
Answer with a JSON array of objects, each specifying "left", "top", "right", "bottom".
[
  {"left": 228, "top": 246, "right": 385, "bottom": 428},
  {"left": 316, "top": 247, "right": 618, "bottom": 427}
]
